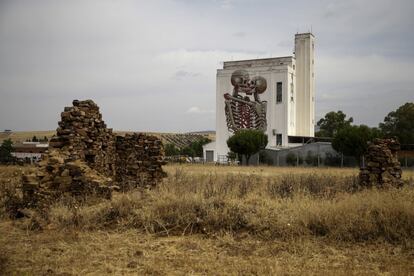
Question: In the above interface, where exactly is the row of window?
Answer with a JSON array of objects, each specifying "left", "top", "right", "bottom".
[
  {"left": 276, "top": 81, "right": 295, "bottom": 104},
  {"left": 277, "top": 81, "right": 315, "bottom": 104}
]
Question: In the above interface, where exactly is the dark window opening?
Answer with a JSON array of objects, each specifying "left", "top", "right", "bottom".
[
  {"left": 276, "top": 134, "right": 282, "bottom": 146},
  {"left": 288, "top": 136, "right": 332, "bottom": 144},
  {"left": 276, "top": 82, "right": 282, "bottom": 103}
]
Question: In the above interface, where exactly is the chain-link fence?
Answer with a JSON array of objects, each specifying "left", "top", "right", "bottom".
[{"left": 259, "top": 143, "right": 414, "bottom": 169}]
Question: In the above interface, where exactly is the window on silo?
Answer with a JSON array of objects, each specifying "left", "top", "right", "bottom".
[{"left": 276, "top": 82, "right": 282, "bottom": 103}]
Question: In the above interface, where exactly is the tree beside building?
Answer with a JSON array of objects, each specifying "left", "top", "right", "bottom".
[{"left": 227, "top": 129, "right": 268, "bottom": 165}]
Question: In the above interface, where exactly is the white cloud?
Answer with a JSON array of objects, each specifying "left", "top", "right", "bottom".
[
  {"left": 186, "top": 106, "right": 214, "bottom": 114},
  {"left": 172, "top": 70, "right": 201, "bottom": 80}
]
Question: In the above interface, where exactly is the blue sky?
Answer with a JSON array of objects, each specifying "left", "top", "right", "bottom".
[{"left": 0, "top": 0, "right": 413, "bottom": 132}]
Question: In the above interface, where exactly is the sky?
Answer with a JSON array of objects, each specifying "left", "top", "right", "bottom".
[{"left": 0, "top": 0, "right": 413, "bottom": 132}]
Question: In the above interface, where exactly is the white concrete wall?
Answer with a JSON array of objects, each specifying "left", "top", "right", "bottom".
[
  {"left": 270, "top": 68, "right": 291, "bottom": 148},
  {"left": 288, "top": 60, "right": 297, "bottom": 136},
  {"left": 295, "top": 33, "right": 315, "bottom": 137},
  {"left": 215, "top": 71, "right": 232, "bottom": 161},
  {"left": 215, "top": 59, "right": 294, "bottom": 160},
  {"left": 212, "top": 33, "right": 315, "bottom": 161},
  {"left": 11, "top": 152, "right": 42, "bottom": 160},
  {"left": 202, "top": 141, "right": 216, "bottom": 162}
]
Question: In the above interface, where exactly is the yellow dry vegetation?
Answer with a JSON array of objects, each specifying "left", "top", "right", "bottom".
[{"left": 1, "top": 164, "right": 414, "bottom": 275}]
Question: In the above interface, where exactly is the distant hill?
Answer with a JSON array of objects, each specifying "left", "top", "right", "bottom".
[
  {"left": 115, "top": 131, "right": 215, "bottom": 149},
  {"left": 0, "top": 130, "right": 215, "bottom": 149},
  {"left": 0, "top": 130, "right": 55, "bottom": 143}
]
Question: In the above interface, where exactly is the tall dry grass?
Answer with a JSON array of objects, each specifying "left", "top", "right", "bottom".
[
  {"left": 2, "top": 165, "right": 414, "bottom": 275},
  {"left": 2, "top": 165, "right": 414, "bottom": 242},
  {"left": 40, "top": 167, "right": 414, "bottom": 243},
  {"left": 0, "top": 166, "right": 36, "bottom": 219}
]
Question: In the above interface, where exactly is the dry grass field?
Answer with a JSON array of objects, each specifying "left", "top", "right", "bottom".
[{"left": 1, "top": 164, "right": 414, "bottom": 275}]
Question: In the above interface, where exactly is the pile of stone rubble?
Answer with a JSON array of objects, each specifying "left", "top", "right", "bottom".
[
  {"left": 359, "top": 138, "right": 403, "bottom": 188},
  {"left": 50, "top": 99, "right": 116, "bottom": 176},
  {"left": 22, "top": 100, "right": 166, "bottom": 209}
]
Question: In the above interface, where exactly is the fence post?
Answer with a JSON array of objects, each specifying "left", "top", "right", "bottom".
[
  {"left": 317, "top": 144, "right": 320, "bottom": 167},
  {"left": 296, "top": 152, "right": 299, "bottom": 166}
]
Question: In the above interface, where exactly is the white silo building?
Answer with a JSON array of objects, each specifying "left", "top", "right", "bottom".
[{"left": 204, "top": 33, "right": 316, "bottom": 162}]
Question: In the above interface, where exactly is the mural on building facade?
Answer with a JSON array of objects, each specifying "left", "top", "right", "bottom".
[{"left": 224, "top": 70, "right": 267, "bottom": 132}]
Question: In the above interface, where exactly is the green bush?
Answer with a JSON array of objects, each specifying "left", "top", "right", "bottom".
[
  {"left": 305, "top": 151, "right": 318, "bottom": 166},
  {"left": 227, "top": 129, "right": 268, "bottom": 165},
  {"left": 286, "top": 152, "right": 303, "bottom": 166},
  {"left": 286, "top": 152, "right": 297, "bottom": 166},
  {"left": 0, "top": 139, "right": 14, "bottom": 164},
  {"left": 164, "top": 143, "right": 180, "bottom": 156}
]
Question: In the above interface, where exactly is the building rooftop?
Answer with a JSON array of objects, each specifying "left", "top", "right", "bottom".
[
  {"left": 295, "top": 32, "right": 314, "bottom": 37},
  {"left": 223, "top": 56, "right": 294, "bottom": 70}
]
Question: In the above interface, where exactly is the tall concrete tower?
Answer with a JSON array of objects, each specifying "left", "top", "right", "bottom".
[{"left": 294, "top": 33, "right": 315, "bottom": 137}]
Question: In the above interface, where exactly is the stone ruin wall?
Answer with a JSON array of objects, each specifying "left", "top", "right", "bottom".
[
  {"left": 359, "top": 138, "right": 403, "bottom": 188},
  {"left": 115, "top": 134, "right": 166, "bottom": 191},
  {"left": 50, "top": 99, "right": 116, "bottom": 177},
  {"left": 22, "top": 100, "right": 166, "bottom": 208}
]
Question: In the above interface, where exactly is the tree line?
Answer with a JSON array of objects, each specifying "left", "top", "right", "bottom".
[
  {"left": 224, "top": 102, "right": 413, "bottom": 165},
  {"left": 317, "top": 102, "right": 414, "bottom": 164}
]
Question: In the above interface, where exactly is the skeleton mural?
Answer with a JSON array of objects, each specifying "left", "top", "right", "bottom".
[{"left": 224, "top": 70, "right": 267, "bottom": 132}]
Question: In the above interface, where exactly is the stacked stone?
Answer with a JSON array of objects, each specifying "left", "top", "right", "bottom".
[
  {"left": 115, "top": 133, "right": 167, "bottom": 190},
  {"left": 359, "top": 138, "right": 403, "bottom": 188},
  {"left": 21, "top": 99, "right": 167, "bottom": 210},
  {"left": 22, "top": 150, "right": 114, "bottom": 209},
  {"left": 22, "top": 100, "right": 117, "bottom": 208},
  {"left": 49, "top": 99, "right": 116, "bottom": 177}
]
